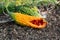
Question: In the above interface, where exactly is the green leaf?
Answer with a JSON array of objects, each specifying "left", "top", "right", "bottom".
[{"left": 0, "top": 0, "right": 4, "bottom": 14}]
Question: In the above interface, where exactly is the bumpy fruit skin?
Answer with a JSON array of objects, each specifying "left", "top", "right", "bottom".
[{"left": 11, "top": 12, "right": 47, "bottom": 29}]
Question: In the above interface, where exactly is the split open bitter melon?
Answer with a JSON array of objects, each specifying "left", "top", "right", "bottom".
[{"left": 10, "top": 12, "right": 47, "bottom": 28}]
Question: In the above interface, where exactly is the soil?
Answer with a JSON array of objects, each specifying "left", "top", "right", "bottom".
[{"left": 0, "top": 4, "right": 60, "bottom": 40}]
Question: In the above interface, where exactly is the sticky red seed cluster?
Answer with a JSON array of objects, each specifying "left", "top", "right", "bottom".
[{"left": 30, "top": 19, "right": 45, "bottom": 26}]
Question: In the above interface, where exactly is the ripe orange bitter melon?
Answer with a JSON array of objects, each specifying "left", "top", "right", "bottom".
[{"left": 11, "top": 12, "right": 47, "bottom": 28}]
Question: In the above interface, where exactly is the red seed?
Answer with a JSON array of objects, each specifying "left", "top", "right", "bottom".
[{"left": 30, "top": 19, "right": 45, "bottom": 26}]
